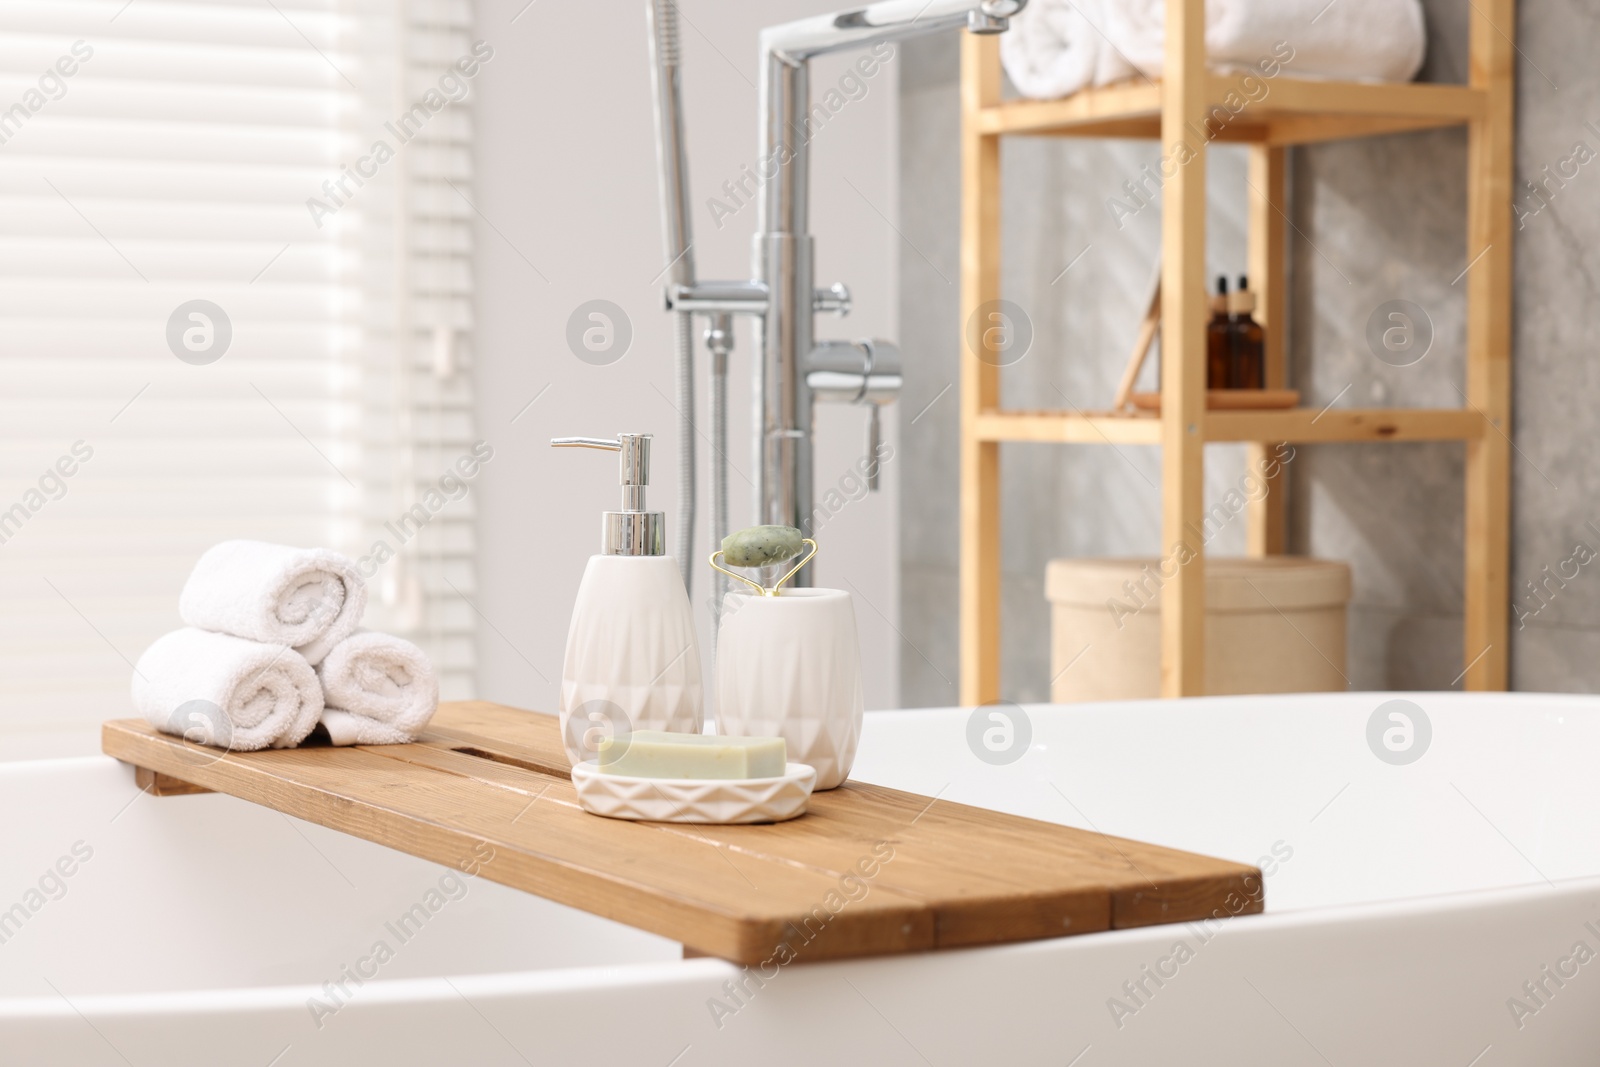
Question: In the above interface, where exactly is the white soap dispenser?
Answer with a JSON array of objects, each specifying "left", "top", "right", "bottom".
[{"left": 551, "top": 433, "right": 703, "bottom": 766}]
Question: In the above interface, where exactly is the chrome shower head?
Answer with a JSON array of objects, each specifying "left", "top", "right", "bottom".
[
  {"left": 649, "top": 0, "right": 681, "bottom": 65},
  {"left": 647, "top": 0, "right": 692, "bottom": 289}
]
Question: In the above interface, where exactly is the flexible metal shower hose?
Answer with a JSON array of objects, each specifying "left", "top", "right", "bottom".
[
  {"left": 674, "top": 309, "right": 695, "bottom": 593},
  {"left": 710, "top": 342, "right": 729, "bottom": 622}
]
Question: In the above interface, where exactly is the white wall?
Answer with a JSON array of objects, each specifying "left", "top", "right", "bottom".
[{"left": 471, "top": 0, "right": 901, "bottom": 716}]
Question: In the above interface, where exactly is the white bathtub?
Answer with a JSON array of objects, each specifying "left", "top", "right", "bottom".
[{"left": 2, "top": 692, "right": 1598, "bottom": 1065}]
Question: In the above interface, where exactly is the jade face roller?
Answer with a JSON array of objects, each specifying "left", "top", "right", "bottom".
[{"left": 708, "top": 525, "right": 818, "bottom": 597}]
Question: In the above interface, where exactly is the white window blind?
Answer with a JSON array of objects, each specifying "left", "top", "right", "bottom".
[{"left": 0, "top": 0, "right": 479, "bottom": 757}]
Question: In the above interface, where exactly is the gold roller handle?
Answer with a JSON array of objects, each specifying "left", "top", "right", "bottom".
[{"left": 708, "top": 538, "right": 818, "bottom": 598}]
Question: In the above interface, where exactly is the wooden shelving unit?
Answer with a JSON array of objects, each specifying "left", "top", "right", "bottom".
[{"left": 958, "top": 0, "right": 1514, "bottom": 702}]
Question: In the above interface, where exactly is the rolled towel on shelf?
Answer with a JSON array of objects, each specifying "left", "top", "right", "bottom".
[
  {"left": 178, "top": 540, "right": 367, "bottom": 666},
  {"left": 317, "top": 630, "right": 439, "bottom": 746},
  {"left": 132, "top": 628, "right": 323, "bottom": 751},
  {"left": 1000, "top": 0, "right": 1425, "bottom": 100},
  {"left": 999, "top": 0, "right": 1134, "bottom": 102}
]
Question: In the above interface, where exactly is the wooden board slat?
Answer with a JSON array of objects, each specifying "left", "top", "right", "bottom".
[
  {"left": 971, "top": 407, "right": 1485, "bottom": 446},
  {"left": 103, "top": 702, "right": 1263, "bottom": 964},
  {"left": 973, "top": 410, "right": 1163, "bottom": 445},
  {"left": 1159, "top": 0, "right": 1211, "bottom": 698},
  {"left": 1246, "top": 143, "right": 1289, "bottom": 558},
  {"left": 1129, "top": 389, "right": 1301, "bottom": 412},
  {"left": 1205, "top": 406, "right": 1485, "bottom": 444},
  {"left": 405, "top": 724, "right": 1125, "bottom": 939},
  {"left": 375, "top": 740, "right": 1114, "bottom": 946},
  {"left": 1463, "top": 0, "right": 1514, "bottom": 691},
  {"left": 958, "top": 30, "right": 1005, "bottom": 708},
  {"left": 134, "top": 765, "right": 212, "bottom": 797},
  {"left": 972, "top": 75, "right": 1484, "bottom": 141}
]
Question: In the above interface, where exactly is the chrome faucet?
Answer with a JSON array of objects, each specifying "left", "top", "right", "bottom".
[{"left": 648, "top": 0, "right": 1023, "bottom": 600}]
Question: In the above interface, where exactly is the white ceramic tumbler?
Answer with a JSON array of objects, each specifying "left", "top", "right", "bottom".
[{"left": 715, "top": 587, "right": 863, "bottom": 790}]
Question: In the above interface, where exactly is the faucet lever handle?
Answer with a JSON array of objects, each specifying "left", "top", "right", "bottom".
[{"left": 814, "top": 282, "right": 851, "bottom": 317}]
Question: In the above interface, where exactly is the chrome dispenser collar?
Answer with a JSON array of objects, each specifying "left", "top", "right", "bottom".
[{"left": 551, "top": 434, "right": 665, "bottom": 556}]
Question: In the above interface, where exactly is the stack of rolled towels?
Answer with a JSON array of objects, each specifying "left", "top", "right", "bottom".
[{"left": 131, "top": 541, "right": 439, "bottom": 752}]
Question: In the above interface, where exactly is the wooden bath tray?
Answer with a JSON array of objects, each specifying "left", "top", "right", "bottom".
[{"left": 103, "top": 701, "right": 1262, "bottom": 964}]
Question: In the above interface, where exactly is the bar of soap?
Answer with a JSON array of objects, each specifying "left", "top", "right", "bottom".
[
  {"left": 597, "top": 730, "right": 787, "bottom": 780},
  {"left": 720, "top": 525, "right": 804, "bottom": 568}
]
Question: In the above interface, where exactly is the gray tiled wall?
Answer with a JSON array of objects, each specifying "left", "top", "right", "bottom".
[{"left": 898, "top": 2, "right": 1598, "bottom": 706}]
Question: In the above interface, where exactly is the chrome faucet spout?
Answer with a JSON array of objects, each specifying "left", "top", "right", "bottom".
[
  {"left": 648, "top": 0, "right": 1021, "bottom": 593},
  {"left": 750, "top": 0, "right": 1023, "bottom": 573},
  {"left": 758, "top": 0, "right": 1025, "bottom": 63}
]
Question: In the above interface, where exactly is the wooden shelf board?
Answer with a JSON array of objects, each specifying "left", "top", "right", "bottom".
[
  {"left": 102, "top": 701, "right": 1265, "bottom": 965},
  {"left": 975, "top": 407, "right": 1485, "bottom": 445},
  {"left": 1206, "top": 406, "right": 1485, "bottom": 443},
  {"left": 976, "top": 80, "right": 1163, "bottom": 136},
  {"left": 1244, "top": 75, "right": 1484, "bottom": 123},
  {"left": 977, "top": 75, "right": 1484, "bottom": 145},
  {"left": 974, "top": 410, "right": 1163, "bottom": 445}
]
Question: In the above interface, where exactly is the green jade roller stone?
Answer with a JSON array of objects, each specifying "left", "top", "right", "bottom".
[{"left": 721, "top": 525, "right": 804, "bottom": 568}]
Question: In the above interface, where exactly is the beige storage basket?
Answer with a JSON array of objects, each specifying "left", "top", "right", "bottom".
[{"left": 1046, "top": 556, "right": 1351, "bottom": 701}]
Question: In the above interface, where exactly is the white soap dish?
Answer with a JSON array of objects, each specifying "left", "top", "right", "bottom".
[{"left": 570, "top": 760, "right": 816, "bottom": 824}]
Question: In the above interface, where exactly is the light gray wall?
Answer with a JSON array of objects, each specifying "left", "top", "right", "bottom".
[
  {"left": 899, "top": 2, "right": 1598, "bottom": 706},
  {"left": 471, "top": 0, "right": 901, "bottom": 716}
]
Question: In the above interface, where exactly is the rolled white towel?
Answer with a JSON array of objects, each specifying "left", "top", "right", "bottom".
[
  {"left": 132, "top": 628, "right": 323, "bottom": 751},
  {"left": 178, "top": 540, "right": 367, "bottom": 666},
  {"left": 316, "top": 631, "right": 439, "bottom": 746},
  {"left": 1000, "top": 0, "right": 1136, "bottom": 101}
]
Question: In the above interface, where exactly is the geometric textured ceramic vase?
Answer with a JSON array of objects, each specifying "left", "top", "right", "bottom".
[
  {"left": 560, "top": 555, "right": 703, "bottom": 766},
  {"left": 715, "top": 587, "right": 863, "bottom": 789}
]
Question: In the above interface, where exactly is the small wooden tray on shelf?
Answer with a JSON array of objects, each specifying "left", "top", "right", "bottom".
[
  {"left": 103, "top": 701, "right": 1264, "bottom": 964},
  {"left": 1130, "top": 388, "right": 1300, "bottom": 413}
]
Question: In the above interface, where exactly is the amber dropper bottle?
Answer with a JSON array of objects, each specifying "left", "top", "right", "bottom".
[
  {"left": 1206, "top": 275, "right": 1231, "bottom": 391},
  {"left": 1230, "top": 273, "right": 1266, "bottom": 389}
]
